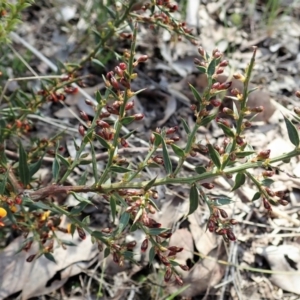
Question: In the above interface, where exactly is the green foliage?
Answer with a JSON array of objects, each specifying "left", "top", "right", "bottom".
[{"left": 0, "top": 0, "right": 300, "bottom": 296}]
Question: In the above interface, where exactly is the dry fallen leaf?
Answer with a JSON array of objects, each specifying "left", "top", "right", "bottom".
[
  {"left": 0, "top": 231, "right": 99, "bottom": 300},
  {"left": 256, "top": 244, "right": 300, "bottom": 295}
]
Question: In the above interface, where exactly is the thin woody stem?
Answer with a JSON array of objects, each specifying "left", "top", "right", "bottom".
[{"left": 23, "top": 148, "right": 300, "bottom": 202}]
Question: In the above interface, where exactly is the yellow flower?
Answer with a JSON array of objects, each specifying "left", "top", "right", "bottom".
[
  {"left": 10, "top": 205, "right": 17, "bottom": 213},
  {"left": 40, "top": 210, "right": 51, "bottom": 221},
  {"left": 0, "top": 207, "right": 7, "bottom": 218}
]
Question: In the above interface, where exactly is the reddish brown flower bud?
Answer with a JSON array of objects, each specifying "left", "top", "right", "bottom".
[
  {"left": 233, "top": 73, "right": 245, "bottom": 81},
  {"left": 120, "top": 77, "right": 131, "bottom": 89},
  {"left": 294, "top": 107, "right": 300, "bottom": 115},
  {"left": 194, "top": 58, "right": 203, "bottom": 66},
  {"left": 231, "top": 89, "right": 241, "bottom": 97},
  {"left": 113, "top": 252, "right": 120, "bottom": 264},
  {"left": 126, "top": 241, "right": 137, "bottom": 250},
  {"left": 106, "top": 71, "right": 114, "bottom": 80},
  {"left": 263, "top": 198, "right": 272, "bottom": 210},
  {"left": 153, "top": 155, "right": 164, "bottom": 165},
  {"left": 148, "top": 218, "right": 161, "bottom": 228},
  {"left": 201, "top": 182, "right": 214, "bottom": 189},
  {"left": 137, "top": 55, "right": 148, "bottom": 63},
  {"left": 106, "top": 105, "right": 119, "bottom": 115},
  {"left": 166, "top": 126, "right": 178, "bottom": 135},
  {"left": 219, "top": 208, "right": 228, "bottom": 218},
  {"left": 168, "top": 246, "right": 183, "bottom": 253},
  {"left": 198, "top": 46, "right": 206, "bottom": 58},
  {"left": 77, "top": 227, "right": 86, "bottom": 240},
  {"left": 100, "top": 111, "right": 111, "bottom": 118},
  {"left": 174, "top": 274, "right": 184, "bottom": 286},
  {"left": 211, "top": 82, "right": 221, "bottom": 90},
  {"left": 278, "top": 199, "right": 289, "bottom": 206},
  {"left": 216, "top": 67, "right": 224, "bottom": 74},
  {"left": 216, "top": 117, "right": 231, "bottom": 128},
  {"left": 168, "top": 3, "right": 178, "bottom": 12},
  {"left": 79, "top": 111, "right": 89, "bottom": 121},
  {"left": 216, "top": 228, "right": 227, "bottom": 235},
  {"left": 207, "top": 218, "right": 215, "bottom": 232},
  {"left": 64, "top": 86, "right": 78, "bottom": 94},
  {"left": 172, "top": 135, "right": 180, "bottom": 141},
  {"left": 133, "top": 113, "right": 144, "bottom": 120},
  {"left": 125, "top": 101, "right": 134, "bottom": 110},
  {"left": 159, "top": 231, "right": 172, "bottom": 239},
  {"left": 244, "top": 121, "right": 252, "bottom": 128},
  {"left": 164, "top": 267, "right": 173, "bottom": 282},
  {"left": 275, "top": 191, "right": 285, "bottom": 198},
  {"left": 236, "top": 136, "right": 245, "bottom": 146},
  {"left": 226, "top": 229, "right": 236, "bottom": 241},
  {"left": 212, "top": 49, "right": 221, "bottom": 58},
  {"left": 250, "top": 106, "right": 264, "bottom": 113},
  {"left": 121, "top": 138, "right": 129, "bottom": 148},
  {"left": 179, "top": 264, "right": 190, "bottom": 271},
  {"left": 219, "top": 60, "right": 228, "bottom": 67},
  {"left": 190, "top": 104, "right": 197, "bottom": 111},
  {"left": 119, "top": 62, "right": 127, "bottom": 70},
  {"left": 210, "top": 99, "right": 222, "bottom": 107},
  {"left": 258, "top": 149, "right": 271, "bottom": 160},
  {"left": 15, "top": 195, "right": 22, "bottom": 205},
  {"left": 97, "top": 120, "right": 110, "bottom": 128},
  {"left": 159, "top": 254, "right": 170, "bottom": 266},
  {"left": 141, "top": 239, "right": 149, "bottom": 252},
  {"left": 229, "top": 152, "right": 236, "bottom": 161},
  {"left": 78, "top": 125, "right": 85, "bottom": 136},
  {"left": 264, "top": 187, "right": 275, "bottom": 197},
  {"left": 110, "top": 76, "right": 119, "bottom": 90},
  {"left": 295, "top": 91, "right": 300, "bottom": 98},
  {"left": 223, "top": 107, "right": 234, "bottom": 115},
  {"left": 26, "top": 254, "right": 36, "bottom": 262},
  {"left": 114, "top": 66, "right": 123, "bottom": 77},
  {"left": 229, "top": 219, "right": 238, "bottom": 225},
  {"left": 219, "top": 81, "right": 232, "bottom": 90}
]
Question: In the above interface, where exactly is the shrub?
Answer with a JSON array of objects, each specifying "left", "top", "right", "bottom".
[{"left": 1, "top": 0, "right": 300, "bottom": 287}]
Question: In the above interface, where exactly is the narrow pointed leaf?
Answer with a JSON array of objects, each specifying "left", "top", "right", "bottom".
[
  {"left": 188, "top": 184, "right": 199, "bottom": 215},
  {"left": 284, "top": 115, "right": 299, "bottom": 147},
  {"left": 162, "top": 139, "right": 172, "bottom": 175},
  {"left": 110, "top": 195, "right": 117, "bottom": 223},
  {"left": 252, "top": 192, "right": 261, "bottom": 201},
  {"left": 144, "top": 176, "right": 157, "bottom": 191},
  {"left": 231, "top": 172, "right": 246, "bottom": 191},
  {"left": 217, "top": 123, "right": 235, "bottom": 138},
  {"left": 171, "top": 144, "right": 185, "bottom": 158},
  {"left": 189, "top": 84, "right": 202, "bottom": 103},
  {"left": 116, "top": 212, "right": 130, "bottom": 235},
  {"left": 95, "top": 134, "right": 110, "bottom": 149},
  {"left": 152, "top": 132, "right": 163, "bottom": 147},
  {"left": 195, "top": 166, "right": 206, "bottom": 174},
  {"left": 110, "top": 165, "right": 132, "bottom": 173},
  {"left": 52, "top": 156, "right": 60, "bottom": 183},
  {"left": 207, "top": 59, "right": 216, "bottom": 77},
  {"left": 199, "top": 112, "right": 217, "bottom": 127},
  {"left": 44, "top": 252, "right": 56, "bottom": 263},
  {"left": 207, "top": 144, "right": 221, "bottom": 169},
  {"left": 213, "top": 197, "right": 233, "bottom": 206},
  {"left": 181, "top": 118, "right": 191, "bottom": 134},
  {"left": 18, "top": 142, "right": 30, "bottom": 186}
]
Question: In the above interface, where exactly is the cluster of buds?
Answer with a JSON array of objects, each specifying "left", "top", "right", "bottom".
[
  {"left": 150, "top": 126, "right": 180, "bottom": 146},
  {"left": 261, "top": 187, "right": 289, "bottom": 212},
  {"left": 207, "top": 206, "right": 237, "bottom": 242},
  {"left": 6, "top": 119, "right": 31, "bottom": 134}
]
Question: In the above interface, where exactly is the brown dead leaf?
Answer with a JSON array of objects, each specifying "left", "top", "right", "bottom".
[
  {"left": 256, "top": 244, "right": 300, "bottom": 295},
  {"left": 169, "top": 228, "right": 194, "bottom": 265},
  {"left": 167, "top": 248, "right": 225, "bottom": 297},
  {"left": 188, "top": 213, "right": 218, "bottom": 255},
  {"left": 0, "top": 231, "right": 99, "bottom": 300}
]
